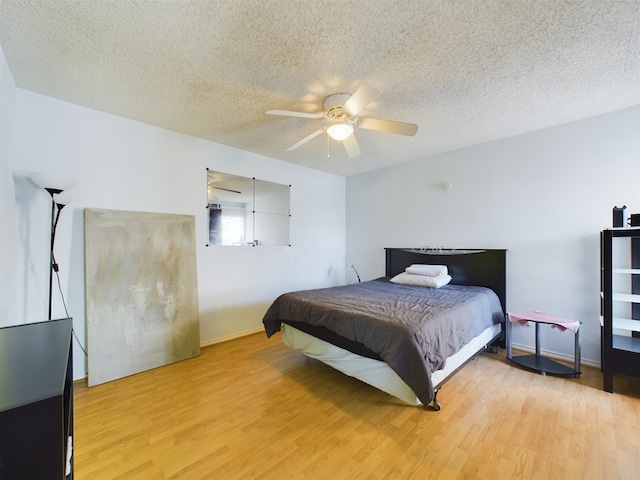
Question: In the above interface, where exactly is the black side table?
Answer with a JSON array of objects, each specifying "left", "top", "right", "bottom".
[{"left": 506, "top": 310, "right": 581, "bottom": 377}]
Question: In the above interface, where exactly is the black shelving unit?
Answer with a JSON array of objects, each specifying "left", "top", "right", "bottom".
[
  {"left": 601, "top": 228, "right": 640, "bottom": 392},
  {"left": 0, "top": 318, "right": 74, "bottom": 479}
]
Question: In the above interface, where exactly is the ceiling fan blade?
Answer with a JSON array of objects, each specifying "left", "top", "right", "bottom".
[
  {"left": 266, "top": 109, "right": 325, "bottom": 119},
  {"left": 342, "top": 133, "right": 361, "bottom": 159},
  {"left": 342, "top": 83, "right": 381, "bottom": 117},
  {"left": 286, "top": 128, "right": 325, "bottom": 151},
  {"left": 356, "top": 117, "right": 418, "bottom": 136}
]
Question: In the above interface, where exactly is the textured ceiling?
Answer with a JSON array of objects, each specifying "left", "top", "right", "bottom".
[{"left": 1, "top": 1, "right": 639, "bottom": 177}]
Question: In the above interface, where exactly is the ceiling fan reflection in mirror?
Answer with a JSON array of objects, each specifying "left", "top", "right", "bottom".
[{"left": 266, "top": 83, "right": 418, "bottom": 159}]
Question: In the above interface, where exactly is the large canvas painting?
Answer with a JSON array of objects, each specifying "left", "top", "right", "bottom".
[{"left": 84, "top": 208, "right": 200, "bottom": 386}]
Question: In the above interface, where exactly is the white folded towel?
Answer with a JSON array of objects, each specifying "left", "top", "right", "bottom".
[
  {"left": 405, "top": 264, "right": 448, "bottom": 276},
  {"left": 390, "top": 272, "right": 452, "bottom": 288}
]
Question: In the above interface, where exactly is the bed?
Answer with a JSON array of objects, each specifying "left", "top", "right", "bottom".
[{"left": 263, "top": 247, "right": 507, "bottom": 410}]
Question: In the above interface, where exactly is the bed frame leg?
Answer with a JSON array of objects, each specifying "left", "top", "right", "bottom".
[
  {"left": 429, "top": 389, "right": 441, "bottom": 411},
  {"left": 486, "top": 335, "right": 502, "bottom": 354}
]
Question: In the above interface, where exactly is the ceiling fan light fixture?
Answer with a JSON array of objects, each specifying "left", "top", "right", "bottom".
[
  {"left": 327, "top": 122, "right": 354, "bottom": 141},
  {"left": 268, "top": 83, "right": 417, "bottom": 155}
]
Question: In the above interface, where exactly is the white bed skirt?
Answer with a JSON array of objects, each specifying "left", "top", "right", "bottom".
[{"left": 282, "top": 322, "right": 501, "bottom": 406}]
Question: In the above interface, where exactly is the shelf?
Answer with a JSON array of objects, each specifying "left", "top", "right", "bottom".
[
  {"left": 613, "top": 293, "right": 640, "bottom": 303},
  {"left": 611, "top": 317, "right": 640, "bottom": 332},
  {"left": 613, "top": 268, "right": 640, "bottom": 274},
  {"left": 600, "top": 315, "right": 640, "bottom": 331},
  {"left": 509, "top": 354, "right": 578, "bottom": 376},
  {"left": 612, "top": 334, "right": 640, "bottom": 354},
  {"left": 608, "top": 227, "right": 640, "bottom": 233}
]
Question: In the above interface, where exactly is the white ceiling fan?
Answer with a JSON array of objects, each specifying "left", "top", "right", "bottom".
[{"left": 266, "top": 83, "right": 418, "bottom": 159}]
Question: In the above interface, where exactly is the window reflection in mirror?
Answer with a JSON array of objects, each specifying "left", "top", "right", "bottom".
[{"left": 207, "top": 170, "right": 290, "bottom": 246}]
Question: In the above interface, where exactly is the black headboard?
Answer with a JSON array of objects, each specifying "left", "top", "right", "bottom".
[{"left": 385, "top": 248, "right": 507, "bottom": 312}]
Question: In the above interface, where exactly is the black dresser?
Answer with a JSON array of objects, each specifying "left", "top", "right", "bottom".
[{"left": 0, "top": 318, "right": 74, "bottom": 479}]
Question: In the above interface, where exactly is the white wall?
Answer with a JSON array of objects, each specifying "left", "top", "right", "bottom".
[
  {"left": 0, "top": 45, "right": 16, "bottom": 324},
  {"left": 13, "top": 89, "right": 346, "bottom": 380},
  {"left": 347, "top": 105, "right": 640, "bottom": 366}
]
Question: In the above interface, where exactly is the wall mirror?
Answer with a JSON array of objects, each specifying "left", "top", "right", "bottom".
[{"left": 207, "top": 169, "right": 290, "bottom": 246}]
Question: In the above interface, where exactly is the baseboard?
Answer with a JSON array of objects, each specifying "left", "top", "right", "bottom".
[{"left": 200, "top": 327, "right": 265, "bottom": 348}]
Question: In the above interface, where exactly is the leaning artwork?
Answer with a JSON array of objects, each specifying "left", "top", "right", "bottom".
[{"left": 84, "top": 208, "right": 200, "bottom": 386}]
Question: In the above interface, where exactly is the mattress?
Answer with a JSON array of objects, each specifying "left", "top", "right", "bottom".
[{"left": 282, "top": 322, "right": 501, "bottom": 406}]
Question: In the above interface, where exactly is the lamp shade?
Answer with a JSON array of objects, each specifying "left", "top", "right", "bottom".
[
  {"left": 29, "top": 172, "right": 77, "bottom": 192},
  {"left": 52, "top": 192, "right": 72, "bottom": 206},
  {"left": 327, "top": 122, "right": 354, "bottom": 141}
]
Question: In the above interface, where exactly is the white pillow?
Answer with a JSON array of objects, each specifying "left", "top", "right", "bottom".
[
  {"left": 390, "top": 272, "right": 452, "bottom": 288},
  {"left": 405, "top": 264, "right": 448, "bottom": 276}
]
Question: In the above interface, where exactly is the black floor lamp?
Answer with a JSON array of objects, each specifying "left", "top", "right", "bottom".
[{"left": 30, "top": 172, "right": 76, "bottom": 320}]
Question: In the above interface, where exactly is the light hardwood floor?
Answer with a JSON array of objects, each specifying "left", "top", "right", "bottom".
[{"left": 74, "top": 332, "right": 640, "bottom": 479}]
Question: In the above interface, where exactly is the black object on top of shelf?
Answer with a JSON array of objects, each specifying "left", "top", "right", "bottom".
[{"left": 613, "top": 205, "right": 627, "bottom": 227}]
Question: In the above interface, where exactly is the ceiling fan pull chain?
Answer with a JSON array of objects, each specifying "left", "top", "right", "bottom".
[{"left": 326, "top": 131, "right": 330, "bottom": 158}]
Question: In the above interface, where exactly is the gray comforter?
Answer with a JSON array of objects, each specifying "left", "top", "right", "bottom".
[{"left": 263, "top": 278, "right": 505, "bottom": 405}]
